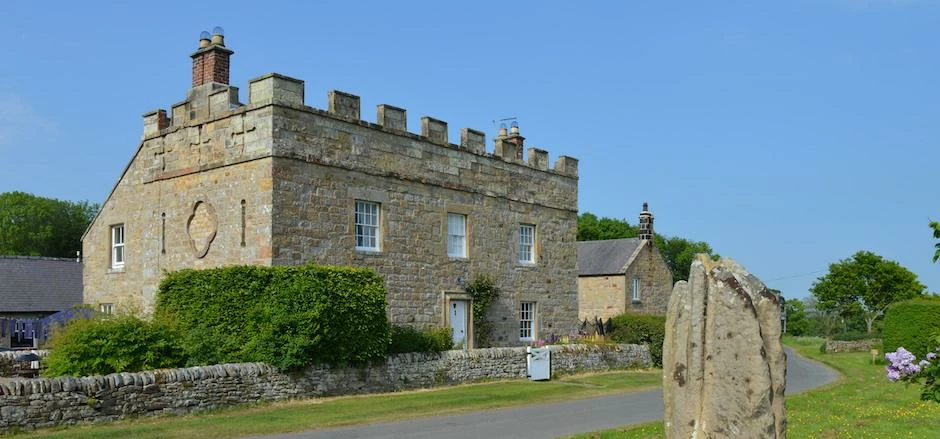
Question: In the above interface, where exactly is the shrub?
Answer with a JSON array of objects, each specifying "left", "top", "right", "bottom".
[
  {"left": 883, "top": 298, "right": 940, "bottom": 359},
  {"left": 608, "top": 313, "right": 666, "bottom": 366},
  {"left": 465, "top": 275, "right": 500, "bottom": 348},
  {"left": 389, "top": 325, "right": 453, "bottom": 354},
  {"left": 155, "top": 264, "right": 391, "bottom": 370},
  {"left": 43, "top": 315, "right": 185, "bottom": 377}
]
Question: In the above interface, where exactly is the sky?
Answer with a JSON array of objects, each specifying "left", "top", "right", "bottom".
[{"left": 1, "top": 1, "right": 938, "bottom": 299}]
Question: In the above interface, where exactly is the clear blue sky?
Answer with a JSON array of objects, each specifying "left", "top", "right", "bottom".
[{"left": 1, "top": 1, "right": 937, "bottom": 299}]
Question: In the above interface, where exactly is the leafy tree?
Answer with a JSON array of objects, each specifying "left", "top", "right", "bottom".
[
  {"left": 0, "top": 191, "right": 98, "bottom": 258},
  {"left": 577, "top": 212, "right": 717, "bottom": 282},
  {"left": 810, "top": 251, "right": 926, "bottom": 334},
  {"left": 784, "top": 298, "right": 809, "bottom": 336},
  {"left": 931, "top": 220, "right": 940, "bottom": 263}
]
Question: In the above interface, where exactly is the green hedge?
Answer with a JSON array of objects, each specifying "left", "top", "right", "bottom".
[
  {"left": 832, "top": 332, "right": 881, "bottom": 342},
  {"left": 43, "top": 315, "right": 185, "bottom": 377},
  {"left": 883, "top": 298, "right": 940, "bottom": 358},
  {"left": 389, "top": 325, "right": 453, "bottom": 354},
  {"left": 609, "top": 313, "right": 666, "bottom": 366},
  {"left": 155, "top": 264, "right": 390, "bottom": 370}
]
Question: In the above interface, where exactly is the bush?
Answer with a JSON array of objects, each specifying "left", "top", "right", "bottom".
[
  {"left": 155, "top": 264, "right": 391, "bottom": 370},
  {"left": 389, "top": 325, "right": 453, "bottom": 354},
  {"left": 43, "top": 315, "right": 185, "bottom": 377},
  {"left": 608, "top": 313, "right": 666, "bottom": 366},
  {"left": 466, "top": 275, "right": 500, "bottom": 348},
  {"left": 883, "top": 298, "right": 940, "bottom": 359}
]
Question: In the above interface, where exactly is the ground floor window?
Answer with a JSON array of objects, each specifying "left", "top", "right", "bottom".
[{"left": 520, "top": 301, "right": 536, "bottom": 341}]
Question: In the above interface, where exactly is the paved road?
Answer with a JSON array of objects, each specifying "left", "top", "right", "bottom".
[{"left": 256, "top": 348, "right": 837, "bottom": 439}]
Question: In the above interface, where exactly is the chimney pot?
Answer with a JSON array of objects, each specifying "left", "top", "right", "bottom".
[
  {"left": 211, "top": 26, "right": 225, "bottom": 46},
  {"left": 199, "top": 31, "right": 211, "bottom": 48}
]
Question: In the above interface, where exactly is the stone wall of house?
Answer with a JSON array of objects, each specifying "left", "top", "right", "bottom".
[
  {"left": 0, "top": 344, "right": 649, "bottom": 433},
  {"left": 578, "top": 276, "right": 627, "bottom": 321},
  {"left": 825, "top": 339, "right": 882, "bottom": 353},
  {"left": 622, "top": 244, "right": 673, "bottom": 315},
  {"left": 84, "top": 68, "right": 580, "bottom": 346}
]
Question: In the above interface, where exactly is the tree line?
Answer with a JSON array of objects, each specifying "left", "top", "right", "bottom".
[{"left": 0, "top": 191, "right": 98, "bottom": 258}]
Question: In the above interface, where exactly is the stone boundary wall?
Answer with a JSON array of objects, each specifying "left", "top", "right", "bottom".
[
  {"left": 825, "top": 339, "right": 882, "bottom": 353},
  {"left": 0, "top": 349, "right": 48, "bottom": 361},
  {"left": 0, "top": 344, "right": 649, "bottom": 433}
]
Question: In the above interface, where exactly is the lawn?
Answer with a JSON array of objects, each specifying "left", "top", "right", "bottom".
[
  {"left": 12, "top": 369, "right": 660, "bottom": 438},
  {"left": 567, "top": 336, "right": 940, "bottom": 438}
]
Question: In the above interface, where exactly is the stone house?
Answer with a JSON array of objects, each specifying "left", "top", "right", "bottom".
[
  {"left": 81, "top": 30, "right": 580, "bottom": 347},
  {"left": 577, "top": 204, "right": 673, "bottom": 321}
]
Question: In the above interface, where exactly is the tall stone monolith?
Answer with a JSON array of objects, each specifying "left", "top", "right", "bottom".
[{"left": 663, "top": 255, "right": 786, "bottom": 438}]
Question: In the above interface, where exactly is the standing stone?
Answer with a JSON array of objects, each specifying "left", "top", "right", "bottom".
[{"left": 663, "top": 255, "right": 786, "bottom": 438}]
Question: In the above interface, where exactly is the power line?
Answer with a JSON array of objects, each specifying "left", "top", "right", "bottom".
[{"left": 765, "top": 270, "right": 825, "bottom": 282}]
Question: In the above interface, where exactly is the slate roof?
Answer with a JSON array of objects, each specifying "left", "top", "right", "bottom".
[
  {"left": 0, "top": 256, "right": 83, "bottom": 312},
  {"left": 577, "top": 238, "right": 642, "bottom": 276}
]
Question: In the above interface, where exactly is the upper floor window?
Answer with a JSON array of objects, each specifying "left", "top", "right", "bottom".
[
  {"left": 111, "top": 224, "right": 125, "bottom": 269},
  {"left": 447, "top": 213, "right": 467, "bottom": 258},
  {"left": 355, "top": 200, "right": 380, "bottom": 251},
  {"left": 631, "top": 276, "right": 640, "bottom": 302},
  {"left": 518, "top": 224, "right": 535, "bottom": 263},
  {"left": 520, "top": 301, "right": 536, "bottom": 341}
]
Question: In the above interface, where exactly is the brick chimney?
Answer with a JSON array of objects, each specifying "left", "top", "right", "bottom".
[
  {"left": 638, "top": 202, "right": 654, "bottom": 241},
  {"left": 191, "top": 27, "right": 233, "bottom": 87}
]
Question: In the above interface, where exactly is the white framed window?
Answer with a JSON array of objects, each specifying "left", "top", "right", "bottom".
[
  {"left": 99, "top": 303, "right": 115, "bottom": 315},
  {"left": 518, "top": 224, "right": 535, "bottom": 263},
  {"left": 632, "top": 276, "right": 640, "bottom": 302},
  {"left": 355, "top": 200, "right": 380, "bottom": 251},
  {"left": 111, "top": 224, "right": 125, "bottom": 269},
  {"left": 447, "top": 213, "right": 467, "bottom": 258},
  {"left": 520, "top": 301, "right": 536, "bottom": 341}
]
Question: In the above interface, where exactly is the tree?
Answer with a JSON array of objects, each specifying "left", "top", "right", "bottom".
[
  {"left": 931, "top": 220, "right": 940, "bottom": 263},
  {"left": 784, "top": 298, "right": 809, "bottom": 336},
  {"left": 0, "top": 191, "right": 98, "bottom": 258},
  {"left": 577, "top": 212, "right": 718, "bottom": 282},
  {"left": 810, "top": 251, "right": 926, "bottom": 334}
]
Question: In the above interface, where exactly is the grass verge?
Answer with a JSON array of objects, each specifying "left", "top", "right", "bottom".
[
  {"left": 12, "top": 370, "right": 660, "bottom": 438},
  {"left": 566, "top": 336, "right": 940, "bottom": 438}
]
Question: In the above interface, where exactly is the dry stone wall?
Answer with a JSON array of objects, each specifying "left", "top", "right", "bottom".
[
  {"left": 0, "top": 344, "right": 649, "bottom": 433},
  {"left": 825, "top": 339, "right": 881, "bottom": 353}
]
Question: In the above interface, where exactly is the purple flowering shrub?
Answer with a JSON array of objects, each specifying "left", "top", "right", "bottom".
[{"left": 885, "top": 338, "right": 940, "bottom": 403}]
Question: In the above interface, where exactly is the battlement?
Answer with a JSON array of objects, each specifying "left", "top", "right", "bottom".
[{"left": 143, "top": 71, "right": 577, "bottom": 179}]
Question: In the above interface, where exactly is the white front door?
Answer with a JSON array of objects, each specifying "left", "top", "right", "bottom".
[{"left": 450, "top": 300, "right": 468, "bottom": 348}]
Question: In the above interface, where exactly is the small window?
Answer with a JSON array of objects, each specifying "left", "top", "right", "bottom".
[
  {"left": 355, "top": 200, "right": 380, "bottom": 251},
  {"left": 111, "top": 224, "right": 125, "bottom": 269},
  {"left": 518, "top": 224, "right": 535, "bottom": 263},
  {"left": 632, "top": 276, "right": 640, "bottom": 302},
  {"left": 520, "top": 301, "right": 536, "bottom": 341},
  {"left": 447, "top": 213, "right": 467, "bottom": 258},
  {"left": 99, "top": 303, "right": 115, "bottom": 315}
]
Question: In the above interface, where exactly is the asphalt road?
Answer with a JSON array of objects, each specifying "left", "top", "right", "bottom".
[{"left": 255, "top": 348, "right": 837, "bottom": 439}]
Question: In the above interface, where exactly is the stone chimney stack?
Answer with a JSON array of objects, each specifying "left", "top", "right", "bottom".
[
  {"left": 191, "top": 27, "right": 233, "bottom": 87},
  {"left": 638, "top": 202, "right": 654, "bottom": 241}
]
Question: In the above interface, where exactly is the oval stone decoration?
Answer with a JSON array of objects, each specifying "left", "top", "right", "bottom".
[{"left": 187, "top": 200, "right": 218, "bottom": 258}]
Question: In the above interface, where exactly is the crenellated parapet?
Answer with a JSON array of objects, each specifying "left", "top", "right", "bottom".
[{"left": 142, "top": 71, "right": 577, "bottom": 180}]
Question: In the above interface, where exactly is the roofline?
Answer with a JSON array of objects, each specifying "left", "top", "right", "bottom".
[{"left": 81, "top": 139, "right": 145, "bottom": 242}]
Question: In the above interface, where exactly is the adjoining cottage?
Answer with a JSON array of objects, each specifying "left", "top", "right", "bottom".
[
  {"left": 81, "top": 29, "right": 580, "bottom": 347},
  {"left": 0, "top": 256, "right": 83, "bottom": 348},
  {"left": 577, "top": 204, "right": 673, "bottom": 321}
]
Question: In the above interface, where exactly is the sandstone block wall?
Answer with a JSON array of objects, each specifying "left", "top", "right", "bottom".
[
  {"left": 825, "top": 339, "right": 881, "bottom": 353},
  {"left": 578, "top": 276, "right": 627, "bottom": 321},
  {"left": 0, "top": 344, "right": 648, "bottom": 433}
]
